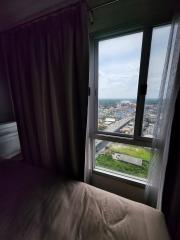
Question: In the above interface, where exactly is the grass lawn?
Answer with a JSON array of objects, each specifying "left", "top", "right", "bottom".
[
  {"left": 108, "top": 144, "right": 152, "bottom": 161},
  {"left": 96, "top": 143, "right": 152, "bottom": 179},
  {"left": 96, "top": 154, "right": 149, "bottom": 178}
]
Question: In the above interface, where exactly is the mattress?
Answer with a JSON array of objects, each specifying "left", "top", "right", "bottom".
[{"left": 0, "top": 161, "right": 170, "bottom": 240}]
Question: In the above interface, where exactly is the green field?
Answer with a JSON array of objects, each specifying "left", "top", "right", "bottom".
[
  {"left": 96, "top": 144, "right": 152, "bottom": 179},
  {"left": 109, "top": 144, "right": 152, "bottom": 161}
]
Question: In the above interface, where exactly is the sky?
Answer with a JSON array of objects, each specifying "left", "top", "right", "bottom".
[{"left": 98, "top": 25, "right": 171, "bottom": 99}]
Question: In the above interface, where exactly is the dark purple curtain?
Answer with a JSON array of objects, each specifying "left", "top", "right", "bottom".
[{"left": 0, "top": 1, "right": 89, "bottom": 181}]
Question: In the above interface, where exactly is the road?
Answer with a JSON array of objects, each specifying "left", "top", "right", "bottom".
[{"left": 96, "top": 116, "right": 134, "bottom": 155}]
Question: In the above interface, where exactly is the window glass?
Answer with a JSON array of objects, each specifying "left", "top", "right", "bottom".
[
  {"left": 95, "top": 140, "right": 152, "bottom": 180},
  {"left": 142, "top": 25, "right": 171, "bottom": 138},
  {"left": 98, "top": 32, "right": 143, "bottom": 136},
  {"left": 94, "top": 25, "right": 171, "bottom": 180}
]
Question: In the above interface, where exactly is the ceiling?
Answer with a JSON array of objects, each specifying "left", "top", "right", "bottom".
[
  {"left": 0, "top": 0, "right": 176, "bottom": 33},
  {"left": 0, "top": 0, "right": 92, "bottom": 32}
]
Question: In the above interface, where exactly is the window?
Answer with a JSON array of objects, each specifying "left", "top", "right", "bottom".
[
  {"left": 142, "top": 25, "right": 171, "bottom": 138},
  {"left": 98, "top": 32, "right": 143, "bottom": 136},
  {"left": 90, "top": 24, "right": 171, "bottom": 181}
]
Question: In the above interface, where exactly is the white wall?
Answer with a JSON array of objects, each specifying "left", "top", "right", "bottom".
[
  {"left": 89, "top": 0, "right": 173, "bottom": 34},
  {"left": 92, "top": 171, "right": 146, "bottom": 203},
  {"left": 0, "top": 0, "right": 173, "bottom": 32}
]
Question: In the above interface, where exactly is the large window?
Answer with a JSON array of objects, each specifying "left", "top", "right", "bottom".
[
  {"left": 90, "top": 25, "right": 171, "bottom": 181},
  {"left": 98, "top": 32, "right": 142, "bottom": 136}
]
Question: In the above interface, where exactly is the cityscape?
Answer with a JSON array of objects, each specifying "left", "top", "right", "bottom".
[
  {"left": 98, "top": 98, "right": 158, "bottom": 137},
  {"left": 95, "top": 99, "right": 157, "bottom": 179}
]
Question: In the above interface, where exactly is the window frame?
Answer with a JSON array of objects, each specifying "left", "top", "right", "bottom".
[{"left": 89, "top": 23, "right": 170, "bottom": 174}]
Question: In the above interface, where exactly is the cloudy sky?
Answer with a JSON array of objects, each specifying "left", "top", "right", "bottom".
[{"left": 98, "top": 25, "right": 171, "bottom": 99}]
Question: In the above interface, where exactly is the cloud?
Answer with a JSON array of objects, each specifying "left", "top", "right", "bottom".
[
  {"left": 98, "top": 26, "right": 171, "bottom": 99},
  {"left": 99, "top": 59, "right": 141, "bottom": 99},
  {"left": 99, "top": 32, "right": 143, "bottom": 61}
]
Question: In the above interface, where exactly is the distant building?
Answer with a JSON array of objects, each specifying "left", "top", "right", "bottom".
[
  {"left": 121, "top": 100, "right": 131, "bottom": 104},
  {"left": 105, "top": 117, "right": 116, "bottom": 123},
  {"left": 112, "top": 153, "right": 142, "bottom": 166}
]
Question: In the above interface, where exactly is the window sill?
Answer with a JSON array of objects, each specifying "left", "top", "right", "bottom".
[{"left": 93, "top": 167, "right": 146, "bottom": 189}]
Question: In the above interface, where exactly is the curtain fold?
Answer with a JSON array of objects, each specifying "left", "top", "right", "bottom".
[
  {"left": 145, "top": 16, "right": 180, "bottom": 208},
  {"left": 0, "top": 1, "right": 89, "bottom": 181},
  {"left": 162, "top": 82, "right": 180, "bottom": 240}
]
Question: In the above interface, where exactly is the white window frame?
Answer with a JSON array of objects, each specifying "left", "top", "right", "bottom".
[
  {"left": 89, "top": 27, "right": 153, "bottom": 172},
  {"left": 90, "top": 28, "right": 153, "bottom": 137},
  {"left": 89, "top": 23, "right": 170, "bottom": 177}
]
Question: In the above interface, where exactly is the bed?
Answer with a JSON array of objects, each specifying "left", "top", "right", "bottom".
[{"left": 0, "top": 160, "right": 170, "bottom": 240}]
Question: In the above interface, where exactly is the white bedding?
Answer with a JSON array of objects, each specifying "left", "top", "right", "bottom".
[{"left": 0, "top": 162, "right": 170, "bottom": 240}]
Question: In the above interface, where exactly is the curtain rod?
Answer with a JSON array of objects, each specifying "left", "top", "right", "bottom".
[{"left": 89, "top": 0, "right": 120, "bottom": 11}]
